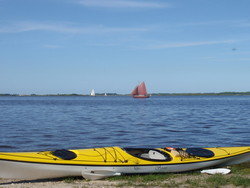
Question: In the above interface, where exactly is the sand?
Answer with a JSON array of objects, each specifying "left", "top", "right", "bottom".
[
  {"left": 1, "top": 173, "right": 249, "bottom": 188},
  {"left": 0, "top": 178, "right": 120, "bottom": 188}
]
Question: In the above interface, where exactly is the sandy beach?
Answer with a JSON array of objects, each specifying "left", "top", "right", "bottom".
[
  {"left": 1, "top": 172, "right": 249, "bottom": 188},
  {"left": 0, "top": 177, "right": 119, "bottom": 188},
  {"left": 0, "top": 177, "right": 189, "bottom": 188}
]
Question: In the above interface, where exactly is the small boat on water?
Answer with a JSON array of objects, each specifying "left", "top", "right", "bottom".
[
  {"left": 90, "top": 89, "right": 95, "bottom": 96},
  {"left": 131, "top": 82, "right": 150, "bottom": 98},
  {"left": 0, "top": 146, "right": 249, "bottom": 180}
]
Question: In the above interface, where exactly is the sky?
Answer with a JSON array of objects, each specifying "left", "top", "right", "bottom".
[{"left": 1, "top": 0, "right": 250, "bottom": 94}]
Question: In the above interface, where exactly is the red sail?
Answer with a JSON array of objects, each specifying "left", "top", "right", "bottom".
[
  {"left": 131, "top": 82, "right": 149, "bottom": 98},
  {"left": 138, "top": 82, "right": 147, "bottom": 95},
  {"left": 131, "top": 86, "right": 139, "bottom": 96}
]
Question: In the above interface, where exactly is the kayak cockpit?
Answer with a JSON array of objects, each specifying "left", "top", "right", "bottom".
[
  {"left": 124, "top": 148, "right": 172, "bottom": 161},
  {"left": 51, "top": 149, "right": 77, "bottom": 160}
]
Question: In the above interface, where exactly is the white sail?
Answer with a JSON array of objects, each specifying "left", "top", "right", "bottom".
[{"left": 90, "top": 89, "right": 95, "bottom": 96}]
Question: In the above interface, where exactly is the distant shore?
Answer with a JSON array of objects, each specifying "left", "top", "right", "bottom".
[{"left": 1, "top": 91, "right": 250, "bottom": 97}]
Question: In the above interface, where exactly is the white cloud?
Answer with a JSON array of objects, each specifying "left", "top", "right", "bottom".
[
  {"left": 0, "top": 22, "right": 148, "bottom": 34},
  {"left": 77, "top": 0, "right": 167, "bottom": 8},
  {"left": 171, "top": 19, "right": 250, "bottom": 28},
  {"left": 145, "top": 40, "right": 240, "bottom": 49}
]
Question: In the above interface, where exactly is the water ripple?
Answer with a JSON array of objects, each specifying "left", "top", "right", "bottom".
[{"left": 0, "top": 96, "right": 250, "bottom": 151}]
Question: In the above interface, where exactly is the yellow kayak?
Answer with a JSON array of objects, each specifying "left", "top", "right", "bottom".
[{"left": 0, "top": 146, "right": 249, "bottom": 180}]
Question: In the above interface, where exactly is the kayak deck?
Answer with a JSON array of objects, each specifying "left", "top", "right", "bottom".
[{"left": 1, "top": 146, "right": 249, "bottom": 165}]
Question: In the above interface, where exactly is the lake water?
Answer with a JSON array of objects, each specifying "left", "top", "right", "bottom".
[{"left": 0, "top": 96, "right": 249, "bottom": 152}]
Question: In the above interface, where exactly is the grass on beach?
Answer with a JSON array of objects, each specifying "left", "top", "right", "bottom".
[
  {"left": 60, "top": 162, "right": 250, "bottom": 187},
  {"left": 106, "top": 162, "right": 250, "bottom": 188}
]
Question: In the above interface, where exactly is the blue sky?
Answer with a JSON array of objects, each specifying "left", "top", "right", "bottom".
[{"left": 1, "top": 0, "right": 250, "bottom": 94}]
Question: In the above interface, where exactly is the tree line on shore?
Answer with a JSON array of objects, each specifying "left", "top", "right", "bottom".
[{"left": 1, "top": 91, "right": 250, "bottom": 96}]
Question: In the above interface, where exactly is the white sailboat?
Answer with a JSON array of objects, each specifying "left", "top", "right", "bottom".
[{"left": 90, "top": 89, "right": 95, "bottom": 96}]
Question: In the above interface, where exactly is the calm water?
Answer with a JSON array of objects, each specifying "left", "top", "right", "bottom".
[{"left": 0, "top": 96, "right": 250, "bottom": 152}]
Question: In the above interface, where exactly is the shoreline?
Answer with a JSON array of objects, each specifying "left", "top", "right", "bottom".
[{"left": 1, "top": 91, "right": 250, "bottom": 97}]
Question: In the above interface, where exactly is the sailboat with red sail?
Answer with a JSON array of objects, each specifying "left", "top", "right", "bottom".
[{"left": 131, "top": 82, "right": 150, "bottom": 98}]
